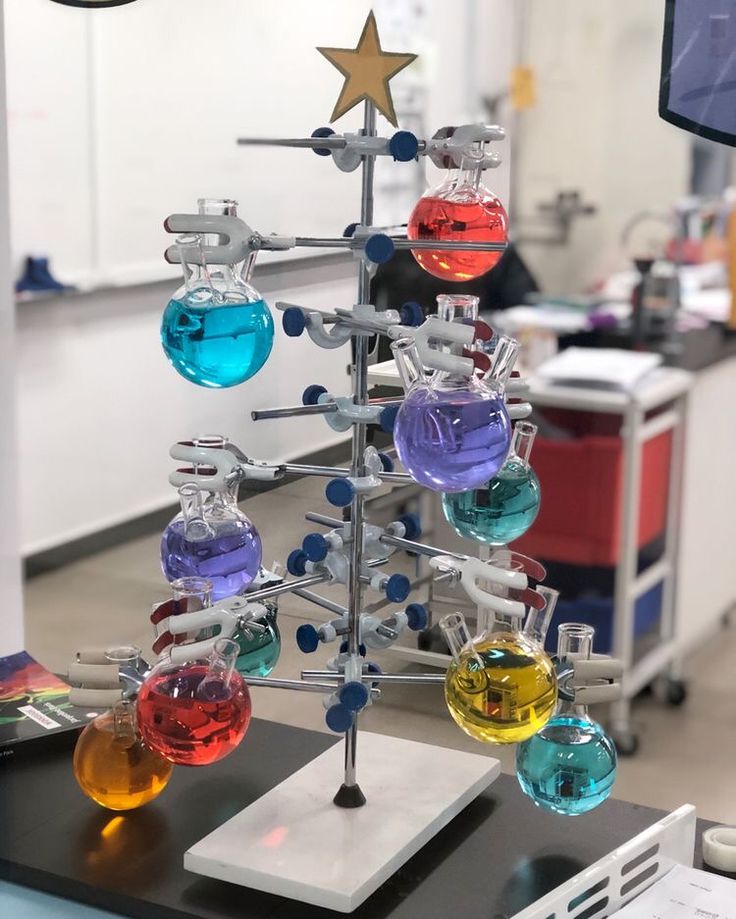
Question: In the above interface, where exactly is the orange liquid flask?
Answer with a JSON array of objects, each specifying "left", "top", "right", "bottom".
[{"left": 74, "top": 700, "right": 173, "bottom": 810}]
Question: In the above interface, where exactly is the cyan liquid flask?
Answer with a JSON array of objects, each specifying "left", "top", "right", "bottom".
[
  {"left": 442, "top": 421, "right": 541, "bottom": 545},
  {"left": 516, "top": 623, "right": 617, "bottom": 815},
  {"left": 235, "top": 604, "right": 281, "bottom": 677},
  {"left": 161, "top": 199, "right": 274, "bottom": 388},
  {"left": 161, "top": 463, "right": 262, "bottom": 602},
  {"left": 441, "top": 589, "right": 559, "bottom": 745}
]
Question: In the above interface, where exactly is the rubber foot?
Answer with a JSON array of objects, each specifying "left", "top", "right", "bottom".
[{"left": 333, "top": 782, "right": 367, "bottom": 808}]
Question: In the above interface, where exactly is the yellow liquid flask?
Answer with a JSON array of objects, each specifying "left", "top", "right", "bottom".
[
  {"left": 441, "top": 588, "right": 559, "bottom": 745},
  {"left": 73, "top": 699, "right": 173, "bottom": 811}
]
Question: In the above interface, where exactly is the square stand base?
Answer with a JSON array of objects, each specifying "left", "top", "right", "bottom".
[{"left": 185, "top": 731, "right": 500, "bottom": 913}]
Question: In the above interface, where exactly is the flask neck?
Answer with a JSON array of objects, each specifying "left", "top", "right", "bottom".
[
  {"left": 483, "top": 334, "right": 519, "bottom": 390},
  {"left": 196, "top": 638, "right": 240, "bottom": 700},
  {"left": 111, "top": 699, "right": 138, "bottom": 744},
  {"left": 178, "top": 484, "right": 215, "bottom": 538},
  {"left": 439, "top": 612, "right": 476, "bottom": 663},
  {"left": 523, "top": 586, "right": 559, "bottom": 646},
  {"left": 436, "top": 294, "right": 479, "bottom": 325},
  {"left": 391, "top": 338, "right": 427, "bottom": 392},
  {"left": 555, "top": 622, "right": 595, "bottom": 719},
  {"left": 511, "top": 421, "right": 537, "bottom": 466}
]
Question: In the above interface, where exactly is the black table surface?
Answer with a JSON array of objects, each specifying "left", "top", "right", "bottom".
[{"left": 0, "top": 718, "right": 712, "bottom": 919}]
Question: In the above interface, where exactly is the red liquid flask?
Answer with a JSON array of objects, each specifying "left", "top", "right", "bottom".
[
  {"left": 408, "top": 173, "right": 508, "bottom": 282},
  {"left": 137, "top": 638, "right": 251, "bottom": 766}
]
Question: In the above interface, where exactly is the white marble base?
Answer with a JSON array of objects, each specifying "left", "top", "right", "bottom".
[{"left": 185, "top": 731, "right": 500, "bottom": 913}]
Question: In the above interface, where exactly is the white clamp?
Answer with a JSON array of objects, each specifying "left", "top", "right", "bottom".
[
  {"left": 429, "top": 554, "right": 529, "bottom": 619},
  {"left": 424, "top": 123, "right": 505, "bottom": 170}
]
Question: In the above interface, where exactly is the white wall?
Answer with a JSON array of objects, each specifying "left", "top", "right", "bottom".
[
  {"left": 514, "top": 0, "right": 691, "bottom": 293},
  {"left": 0, "top": 0, "right": 23, "bottom": 654},
  {"left": 17, "top": 257, "right": 356, "bottom": 555}
]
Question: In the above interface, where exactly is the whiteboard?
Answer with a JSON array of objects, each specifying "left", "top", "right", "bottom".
[{"left": 4, "top": 0, "right": 512, "bottom": 288}]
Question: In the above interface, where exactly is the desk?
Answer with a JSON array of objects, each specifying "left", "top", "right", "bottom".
[{"left": 0, "top": 718, "right": 712, "bottom": 919}]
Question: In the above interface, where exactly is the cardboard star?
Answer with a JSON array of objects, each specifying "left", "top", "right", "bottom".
[{"left": 317, "top": 12, "right": 416, "bottom": 127}]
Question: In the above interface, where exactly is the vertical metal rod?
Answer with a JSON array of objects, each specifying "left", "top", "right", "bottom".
[{"left": 341, "top": 100, "right": 376, "bottom": 801}]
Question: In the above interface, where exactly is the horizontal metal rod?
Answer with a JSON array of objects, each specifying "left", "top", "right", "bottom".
[
  {"left": 237, "top": 135, "right": 431, "bottom": 154},
  {"left": 251, "top": 403, "right": 338, "bottom": 421},
  {"left": 292, "top": 236, "right": 507, "bottom": 253},
  {"left": 305, "top": 512, "right": 343, "bottom": 528},
  {"left": 292, "top": 588, "right": 347, "bottom": 617},
  {"left": 245, "top": 676, "right": 343, "bottom": 693},
  {"left": 301, "top": 670, "right": 446, "bottom": 685},
  {"left": 283, "top": 462, "right": 411, "bottom": 484},
  {"left": 380, "top": 532, "right": 464, "bottom": 560},
  {"left": 245, "top": 573, "right": 327, "bottom": 602}
]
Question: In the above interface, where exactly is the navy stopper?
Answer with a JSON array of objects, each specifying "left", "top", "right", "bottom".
[
  {"left": 377, "top": 452, "right": 394, "bottom": 473},
  {"left": 399, "top": 301, "right": 424, "bottom": 327},
  {"left": 398, "top": 512, "right": 422, "bottom": 540},
  {"left": 311, "top": 126, "right": 335, "bottom": 157},
  {"left": 286, "top": 549, "right": 308, "bottom": 577},
  {"left": 405, "top": 603, "right": 429, "bottom": 632},
  {"left": 389, "top": 130, "right": 419, "bottom": 162},
  {"left": 302, "top": 533, "right": 329, "bottom": 563},
  {"left": 363, "top": 233, "right": 395, "bottom": 265},
  {"left": 325, "top": 703, "right": 354, "bottom": 734},
  {"left": 302, "top": 384, "right": 328, "bottom": 406},
  {"left": 379, "top": 404, "right": 399, "bottom": 433},
  {"left": 326, "top": 478, "right": 354, "bottom": 508},
  {"left": 296, "top": 624, "right": 320, "bottom": 654},
  {"left": 282, "top": 307, "right": 306, "bottom": 337},
  {"left": 385, "top": 574, "right": 411, "bottom": 603},
  {"left": 339, "top": 681, "right": 370, "bottom": 713}
]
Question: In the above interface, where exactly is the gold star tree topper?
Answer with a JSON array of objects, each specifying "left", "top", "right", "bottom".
[{"left": 317, "top": 12, "right": 416, "bottom": 127}]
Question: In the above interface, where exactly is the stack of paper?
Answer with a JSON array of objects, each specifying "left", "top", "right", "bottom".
[
  {"left": 535, "top": 347, "right": 662, "bottom": 392},
  {"left": 612, "top": 863, "right": 736, "bottom": 917}
]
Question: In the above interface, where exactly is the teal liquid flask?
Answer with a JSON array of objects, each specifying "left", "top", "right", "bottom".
[
  {"left": 161, "top": 200, "right": 274, "bottom": 388},
  {"left": 235, "top": 604, "right": 281, "bottom": 677},
  {"left": 442, "top": 421, "right": 541, "bottom": 545},
  {"left": 516, "top": 623, "right": 617, "bottom": 815}
]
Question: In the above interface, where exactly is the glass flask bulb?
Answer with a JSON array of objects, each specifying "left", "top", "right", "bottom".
[
  {"left": 442, "top": 421, "right": 541, "bottom": 545},
  {"left": 440, "top": 606, "right": 558, "bottom": 745},
  {"left": 407, "top": 159, "right": 508, "bottom": 282},
  {"left": 516, "top": 623, "right": 618, "bottom": 815},
  {"left": 161, "top": 475, "right": 262, "bottom": 601},
  {"left": 136, "top": 638, "right": 252, "bottom": 766},
  {"left": 391, "top": 338, "right": 513, "bottom": 493},
  {"left": 73, "top": 700, "right": 173, "bottom": 811},
  {"left": 235, "top": 605, "right": 281, "bottom": 677},
  {"left": 160, "top": 200, "right": 274, "bottom": 388}
]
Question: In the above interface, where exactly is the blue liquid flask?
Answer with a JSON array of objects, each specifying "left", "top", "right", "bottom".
[
  {"left": 161, "top": 200, "right": 273, "bottom": 389},
  {"left": 235, "top": 605, "right": 281, "bottom": 677},
  {"left": 161, "top": 477, "right": 262, "bottom": 602},
  {"left": 442, "top": 421, "right": 541, "bottom": 545},
  {"left": 516, "top": 623, "right": 617, "bottom": 816}
]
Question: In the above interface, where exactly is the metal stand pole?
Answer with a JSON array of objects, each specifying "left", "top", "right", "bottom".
[{"left": 333, "top": 101, "right": 376, "bottom": 810}]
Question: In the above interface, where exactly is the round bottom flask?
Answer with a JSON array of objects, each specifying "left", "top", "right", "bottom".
[
  {"left": 137, "top": 639, "right": 251, "bottom": 766},
  {"left": 516, "top": 714, "right": 617, "bottom": 815},
  {"left": 442, "top": 422, "right": 541, "bottom": 544},
  {"left": 516, "top": 623, "right": 617, "bottom": 815},
  {"left": 441, "top": 614, "right": 557, "bottom": 745},
  {"left": 73, "top": 701, "right": 173, "bottom": 810},
  {"left": 235, "top": 607, "right": 281, "bottom": 677},
  {"left": 161, "top": 484, "right": 262, "bottom": 601}
]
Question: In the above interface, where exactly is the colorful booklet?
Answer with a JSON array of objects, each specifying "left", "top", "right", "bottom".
[{"left": 0, "top": 650, "right": 100, "bottom": 761}]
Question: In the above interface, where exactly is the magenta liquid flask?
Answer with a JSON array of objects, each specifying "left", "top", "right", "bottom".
[
  {"left": 390, "top": 337, "right": 515, "bottom": 492},
  {"left": 161, "top": 477, "right": 262, "bottom": 602}
]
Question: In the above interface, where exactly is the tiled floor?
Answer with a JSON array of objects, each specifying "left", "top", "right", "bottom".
[{"left": 24, "top": 474, "right": 736, "bottom": 825}]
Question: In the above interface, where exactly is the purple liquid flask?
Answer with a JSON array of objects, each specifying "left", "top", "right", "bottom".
[
  {"left": 390, "top": 334, "right": 516, "bottom": 493},
  {"left": 161, "top": 471, "right": 262, "bottom": 601}
]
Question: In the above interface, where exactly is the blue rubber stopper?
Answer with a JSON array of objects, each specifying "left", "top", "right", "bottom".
[
  {"left": 282, "top": 307, "right": 306, "bottom": 337},
  {"left": 311, "top": 126, "right": 335, "bottom": 157},
  {"left": 339, "top": 681, "right": 370, "bottom": 713},
  {"left": 343, "top": 222, "right": 359, "bottom": 238},
  {"left": 378, "top": 452, "right": 394, "bottom": 473},
  {"left": 302, "top": 533, "right": 329, "bottom": 563},
  {"left": 399, "top": 301, "right": 424, "bottom": 327},
  {"left": 363, "top": 233, "right": 395, "bottom": 265},
  {"left": 389, "top": 130, "right": 419, "bottom": 162},
  {"left": 379, "top": 404, "right": 399, "bottom": 434},
  {"left": 385, "top": 574, "right": 411, "bottom": 603},
  {"left": 302, "top": 384, "right": 328, "bottom": 406},
  {"left": 287, "top": 549, "right": 308, "bottom": 577},
  {"left": 405, "top": 603, "right": 429, "bottom": 632},
  {"left": 398, "top": 512, "right": 422, "bottom": 540},
  {"left": 325, "top": 703, "right": 354, "bottom": 734},
  {"left": 326, "top": 478, "right": 354, "bottom": 508},
  {"left": 296, "top": 624, "right": 320, "bottom": 654}
]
